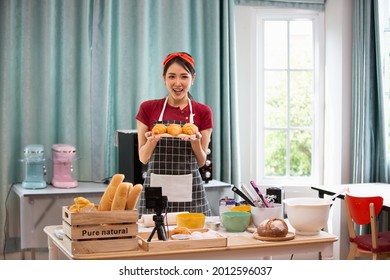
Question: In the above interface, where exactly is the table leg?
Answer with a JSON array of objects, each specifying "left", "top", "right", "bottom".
[
  {"left": 47, "top": 236, "right": 59, "bottom": 260},
  {"left": 320, "top": 243, "right": 334, "bottom": 260},
  {"left": 31, "top": 248, "right": 36, "bottom": 260}
]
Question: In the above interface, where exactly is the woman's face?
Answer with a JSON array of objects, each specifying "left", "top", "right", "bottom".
[{"left": 164, "top": 62, "right": 195, "bottom": 103}]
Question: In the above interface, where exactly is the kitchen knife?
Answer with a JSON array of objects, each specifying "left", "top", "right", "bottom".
[
  {"left": 240, "top": 185, "right": 256, "bottom": 204},
  {"left": 241, "top": 183, "right": 263, "bottom": 208},
  {"left": 232, "top": 186, "right": 256, "bottom": 207}
]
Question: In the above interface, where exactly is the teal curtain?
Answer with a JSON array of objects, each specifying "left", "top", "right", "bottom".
[
  {"left": 351, "top": 0, "right": 388, "bottom": 184},
  {"left": 0, "top": 0, "right": 240, "bottom": 254},
  {"left": 234, "top": 0, "right": 326, "bottom": 11}
]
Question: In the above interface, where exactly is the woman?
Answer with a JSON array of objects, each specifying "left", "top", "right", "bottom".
[{"left": 136, "top": 52, "right": 213, "bottom": 216}]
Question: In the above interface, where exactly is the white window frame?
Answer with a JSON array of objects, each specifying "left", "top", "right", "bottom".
[{"left": 252, "top": 9, "right": 325, "bottom": 186}]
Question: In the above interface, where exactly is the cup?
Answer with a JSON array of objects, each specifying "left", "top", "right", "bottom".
[
  {"left": 231, "top": 205, "right": 252, "bottom": 224},
  {"left": 250, "top": 204, "right": 283, "bottom": 227},
  {"left": 221, "top": 211, "right": 251, "bottom": 232}
]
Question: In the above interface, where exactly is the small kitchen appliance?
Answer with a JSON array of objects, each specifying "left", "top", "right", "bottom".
[
  {"left": 51, "top": 144, "right": 78, "bottom": 188},
  {"left": 21, "top": 144, "right": 47, "bottom": 189}
]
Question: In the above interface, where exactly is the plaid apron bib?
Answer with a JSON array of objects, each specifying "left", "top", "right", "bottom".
[{"left": 138, "top": 98, "right": 211, "bottom": 216}]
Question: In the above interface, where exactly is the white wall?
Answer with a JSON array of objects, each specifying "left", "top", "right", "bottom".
[
  {"left": 235, "top": 0, "right": 353, "bottom": 259},
  {"left": 323, "top": 0, "right": 353, "bottom": 261}
]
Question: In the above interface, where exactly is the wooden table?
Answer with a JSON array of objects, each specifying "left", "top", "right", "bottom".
[{"left": 44, "top": 225, "right": 338, "bottom": 260}]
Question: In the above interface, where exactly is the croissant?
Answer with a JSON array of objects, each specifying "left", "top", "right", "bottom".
[
  {"left": 167, "top": 124, "right": 182, "bottom": 136},
  {"left": 173, "top": 227, "right": 191, "bottom": 235},
  {"left": 69, "top": 196, "right": 95, "bottom": 212},
  {"left": 152, "top": 123, "right": 167, "bottom": 134},
  {"left": 182, "top": 123, "right": 198, "bottom": 135},
  {"left": 74, "top": 196, "right": 91, "bottom": 207}
]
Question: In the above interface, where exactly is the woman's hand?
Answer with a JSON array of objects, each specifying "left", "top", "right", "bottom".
[
  {"left": 180, "top": 131, "right": 202, "bottom": 142},
  {"left": 189, "top": 129, "right": 212, "bottom": 167},
  {"left": 145, "top": 131, "right": 162, "bottom": 143},
  {"left": 137, "top": 121, "right": 160, "bottom": 164}
]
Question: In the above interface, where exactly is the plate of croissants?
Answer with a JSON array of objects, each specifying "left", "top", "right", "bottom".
[{"left": 152, "top": 123, "right": 198, "bottom": 139}]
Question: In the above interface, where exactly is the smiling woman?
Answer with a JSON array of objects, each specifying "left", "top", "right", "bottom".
[{"left": 135, "top": 52, "right": 214, "bottom": 217}]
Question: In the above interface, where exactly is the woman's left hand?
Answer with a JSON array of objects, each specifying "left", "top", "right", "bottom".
[{"left": 181, "top": 132, "right": 202, "bottom": 142}]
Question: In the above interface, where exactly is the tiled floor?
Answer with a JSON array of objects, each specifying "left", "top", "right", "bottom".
[{"left": 3, "top": 248, "right": 49, "bottom": 260}]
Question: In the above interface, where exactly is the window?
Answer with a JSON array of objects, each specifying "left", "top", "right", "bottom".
[{"left": 254, "top": 9, "right": 325, "bottom": 185}]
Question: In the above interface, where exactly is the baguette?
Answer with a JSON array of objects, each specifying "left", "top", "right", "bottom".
[
  {"left": 126, "top": 184, "right": 143, "bottom": 210},
  {"left": 111, "top": 182, "right": 131, "bottom": 210},
  {"left": 98, "top": 174, "right": 125, "bottom": 211}
]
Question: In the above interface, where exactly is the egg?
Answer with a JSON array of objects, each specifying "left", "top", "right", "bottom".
[{"left": 191, "top": 231, "right": 203, "bottom": 239}]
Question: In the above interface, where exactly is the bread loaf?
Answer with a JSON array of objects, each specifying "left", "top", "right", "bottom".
[
  {"left": 98, "top": 174, "right": 125, "bottom": 211},
  {"left": 111, "top": 182, "right": 131, "bottom": 210},
  {"left": 126, "top": 184, "right": 143, "bottom": 210},
  {"left": 257, "top": 218, "right": 288, "bottom": 237}
]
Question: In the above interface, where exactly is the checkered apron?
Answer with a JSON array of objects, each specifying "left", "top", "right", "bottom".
[{"left": 138, "top": 98, "right": 211, "bottom": 216}]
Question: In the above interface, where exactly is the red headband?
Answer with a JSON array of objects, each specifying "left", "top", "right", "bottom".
[{"left": 163, "top": 53, "right": 195, "bottom": 68}]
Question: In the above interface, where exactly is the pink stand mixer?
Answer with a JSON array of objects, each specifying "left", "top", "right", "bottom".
[{"left": 51, "top": 144, "right": 78, "bottom": 188}]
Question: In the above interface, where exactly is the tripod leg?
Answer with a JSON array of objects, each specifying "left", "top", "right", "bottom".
[
  {"left": 147, "top": 226, "right": 158, "bottom": 242},
  {"left": 157, "top": 225, "right": 167, "bottom": 241}
]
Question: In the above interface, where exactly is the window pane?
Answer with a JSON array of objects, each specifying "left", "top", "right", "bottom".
[
  {"left": 290, "top": 130, "right": 312, "bottom": 176},
  {"left": 290, "top": 70, "right": 313, "bottom": 127},
  {"left": 290, "top": 20, "right": 313, "bottom": 69},
  {"left": 264, "top": 21, "right": 287, "bottom": 69},
  {"left": 264, "top": 130, "right": 286, "bottom": 176},
  {"left": 264, "top": 70, "right": 287, "bottom": 127}
]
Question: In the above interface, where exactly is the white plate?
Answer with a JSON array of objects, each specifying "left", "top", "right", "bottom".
[
  {"left": 158, "top": 133, "right": 196, "bottom": 140},
  {"left": 171, "top": 234, "right": 191, "bottom": 240}
]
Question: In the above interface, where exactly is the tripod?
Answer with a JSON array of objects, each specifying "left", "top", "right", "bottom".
[{"left": 147, "top": 210, "right": 167, "bottom": 242}]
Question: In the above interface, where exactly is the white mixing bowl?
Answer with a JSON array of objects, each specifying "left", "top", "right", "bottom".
[{"left": 283, "top": 197, "right": 332, "bottom": 235}]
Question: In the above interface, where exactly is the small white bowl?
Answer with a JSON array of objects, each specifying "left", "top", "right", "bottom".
[
  {"left": 283, "top": 197, "right": 332, "bottom": 235},
  {"left": 205, "top": 221, "right": 221, "bottom": 231}
]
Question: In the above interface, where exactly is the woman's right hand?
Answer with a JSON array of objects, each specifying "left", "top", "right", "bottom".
[
  {"left": 145, "top": 131, "right": 162, "bottom": 143},
  {"left": 137, "top": 121, "right": 159, "bottom": 164}
]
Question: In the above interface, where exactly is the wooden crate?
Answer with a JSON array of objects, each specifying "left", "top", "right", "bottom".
[
  {"left": 138, "top": 229, "right": 227, "bottom": 252},
  {"left": 62, "top": 206, "right": 139, "bottom": 254}
]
